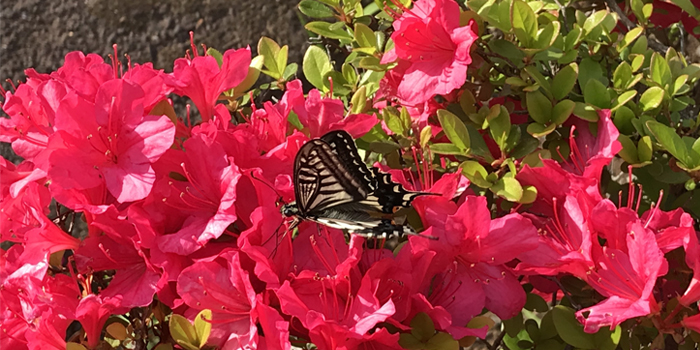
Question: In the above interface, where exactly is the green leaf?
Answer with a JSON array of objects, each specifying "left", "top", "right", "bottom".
[
  {"left": 643, "top": 3, "right": 654, "bottom": 19},
  {"left": 524, "top": 293, "right": 549, "bottom": 312},
  {"left": 350, "top": 86, "right": 367, "bottom": 114},
  {"left": 650, "top": 52, "right": 673, "bottom": 90},
  {"left": 639, "top": 86, "right": 665, "bottom": 111},
  {"left": 282, "top": 63, "right": 298, "bottom": 81},
  {"left": 194, "top": 310, "right": 212, "bottom": 348},
  {"left": 619, "top": 27, "right": 643, "bottom": 51},
  {"left": 524, "top": 66, "right": 552, "bottom": 96},
  {"left": 411, "top": 312, "right": 436, "bottom": 342},
  {"left": 426, "top": 332, "right": 459, "bottom": 350},
  {"left": 302, "top": 46, "right": 333, "bottom": 90},
  {"left": 420, "top": 126, "right": 432, "bottom": 148},
  {"left": 511, "top": 0, "right": 538, "bottom": 47},
  {"left": 646, "top": 120, "right": 689, "bottom": 165},
  {"left": 491, "top": 176, "right": 523, "bottom": 201},
  {"left": 612, "top": 90, "right": 637, "bottom": 111},
  {"left": 583, "top": 10, "right": 607, "bottom": 34},
  {"left": 638, "top": 135, "right": 653, "bottom": 162},
  {"left": 534, "top": 21, "right": 560, "bottom": 50},
  {"left": 488, "top": 105, "right": 512, "bottom": 149},
  {"left": 551, "top": 99, "right": 575, "bottom": 125},
  {"left": 583, "top": 79, "right": 611, "bottom": 108},
  {"left": 305, "top": 21, "right": 354, "bottom": 40},
  {"left": 540, "top": 311, "right": 558, "bottom": 340},
  {"left": 573, "top": 102, "right": 599, "bottom": 121},
  {"left": 578, "top": 57, "right": 605, "bottom": 93},
  {"left": 618, "top": 134, "right": 639, "bottom": 164},
  {"left": 526, "top": 90, "right": 552, "bottom": 124},
  {"left": 438, "top": 110, "right": 471, "bottom": 152},
  {"left": 526, "top": 122, "right": 556, "bottom": 137},
  {"left": 430, "top": 143, "right": 465, "bottom": 155},
  {"left": 551, "top": 305, "right": 596, "bottom": 349},
  {"left": 298, "top": 0, "right": 335, "bottom": 18},
  {"left": 354, "top": 23, "right": 376, "bottom": 51},
  {"left": 613, "top": 62, "right": 632, "bottom": 90},
  {"left": 460, "top": 161, "right": 493, "bottom": 188},
  {"left": 258, "top": 37, "right": 283, "bottom": 79},
  {"left": 170, "top": 314, "right": 199, "bottom": 350},
  {"left": 594, "top": 325, "right": 622, "bottom": 350},
  {"left": 552, "top": 63, "right": 578, "bottom": 100}
]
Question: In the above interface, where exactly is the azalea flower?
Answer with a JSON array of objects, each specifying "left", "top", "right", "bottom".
[
  {"left": 380, "top": 0, "right": 477, "bottom": 106},
  {"left": 576, "top": 222, "right": 668, "bottom": 332},
  {"left": 410, "top": 195, "right": 538, "bottom": 336}
]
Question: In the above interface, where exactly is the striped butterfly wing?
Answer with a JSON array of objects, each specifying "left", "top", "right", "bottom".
[{"left": 293, "top": 131, "right": 375, "bottom": 216}]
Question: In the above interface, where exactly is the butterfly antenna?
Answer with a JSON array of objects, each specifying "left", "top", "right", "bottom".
[{"left": 249, "top": 170, "right": 285, "bottom": 205}]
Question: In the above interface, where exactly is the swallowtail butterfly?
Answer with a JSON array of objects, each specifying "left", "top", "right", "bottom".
[{"left": 281, "top": 130, "right": 435, "bottom": 239}]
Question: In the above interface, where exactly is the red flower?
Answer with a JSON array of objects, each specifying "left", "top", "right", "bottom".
[
  {"left": 410, "top": 195, "right": 538, "bottom": 332},
  {"left": 48, "top": 80, "right": 175, "bottom": 206},
  {"left": 169, "top": 48, "right": 251, "bottom": 122},
  {"left": 381, "top": 0, "right": 477, "bottom": 106},
  {"left": 75, "top": 295, "right": 119, "bottom": 349},
  {"left": 576, "top": 222, "right": 668, "bottom": 332},
  {"left": 176, "top": 250, "right": 258, "bottom": 348},
  {"left": 156, "top": 134, "right": 240, "bottom": 255},
  {"left": 284, "top": 80, "right": 377, "bottom": 138}
]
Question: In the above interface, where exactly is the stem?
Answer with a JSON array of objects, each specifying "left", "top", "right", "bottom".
[{"left": 489, "top": 330, "right": 508, "bottom": 350}]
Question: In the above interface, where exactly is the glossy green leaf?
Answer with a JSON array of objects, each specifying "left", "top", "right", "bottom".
[
  {"left": 524, "top": 293, "right": 549, "bottom": 312},
  {"left": 613, "top": 62, "right": 632, "bottom": 90},
  {"left": 426, "top": 332, "right": 459, "bottom": 350},
  {"left": 302, "top": 45, "right": 333, "bottom": 90},
  {"left": 438, "top": 110, "right": 470, "bottom": 152},
  {"left": 354, "top": 23, "right": 376, "bottom": 50},
  {"left": 503, "top": 312, "right": 525, "bottom": 337},
  {"left": 526, "top": 122, "right": 556, "bottom": 137},
  {"left": 540, "top": 310, "right": 558, "bottom": 340},
  {"left": 612, "top": 90, "right": 637, "bottom": 111},
  {"left": 618, "top": 27, "right": 643, "bottom": 51},
  {"left": 639, "top": 86, "right": 664, "bottom": 111},
  {"left": 534, "top": 21, "right": 560, "bottom": 50},
  {"left": 638, "top": 135, "right": 653, "bottom": 163},
  {"left": 194, "top": 309, "right": 212, "bottom": 348},
  {"left": 594, "top": 325, "right": 622, "bottom": 350},
  {"left": 491, "top": 176, "right": 523, "bottom": 201},
  {"left": 511, "top": 0, "right": 538, "bottom": 47},
  {"left": 430, "top": 143, "right": 465, "bottom": 155},
  {"left": 573, "top": 102, "right": 599, "bottom": 121},
  {"left": 258, "top": 37, "right": 283, "bottom": 79},
  {"left": 298, "top": 0, "right": 335, "bottom": 18},
  {"left": 420, "top": 126, "right": 432, "bottom": 148},
  {"left": 650, "top": 52, "right": 672, "bottom": 90},
  {"left": 526, "top": 90, "right": 552, "bottom": 124},
  {"left": 646, "top": 120, "right": 689, "bottom": 165},
  {"left": 350, "top": 86, "right": 367, "bottom": 114},
  {"left": 552, "top": 63, "right": 578, "bottom": 100},
  {"left": 411, "top": 312, "right": 436, "bottom": 342},
  {"left": 305, "top": 21, "right": 353, "bottom": 40},
  {"left": 170, "top": 314, "right": 199, "bottom": 350},
  {"left": 618, "top": 134, "right": 639, "bottom": 164},
  {"left": 460, "top": 161, "right": 493, "bottom": 188},
  {"left": 551, "top": 305, "right": 596, "bottom": 349},
  {"left": 583, "top": 79, "right": 610, "bottom": 108},
  {"left": 552, "top": 99, "right": 575, "bottom": 125},
  {"left": 578, "top": 57, "right": 605, "bottom": 93}
]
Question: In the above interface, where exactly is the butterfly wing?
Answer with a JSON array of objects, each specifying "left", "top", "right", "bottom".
[{"left": 293, "top": 136, "right": 374, "bottom": 215}]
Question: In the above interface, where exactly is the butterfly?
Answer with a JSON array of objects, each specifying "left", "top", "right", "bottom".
[{"left": 281, "top": 130, "right": 436, "bottom": 240}]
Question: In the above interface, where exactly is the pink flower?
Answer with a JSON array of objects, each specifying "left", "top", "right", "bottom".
[
  {"left": 169, "top": 48, "right": 251, "bottom": 121},
  {"left": 516, "top": 194, "right": 594, "bottom": 277},
  {"left": 177, "top": 250, "right": 258, "bottom": 348},
  {"left": 576, "top": 222, "right": 668, "bottom": 332},
  {"left": 75, "top": 295, "right": 119, "bottom": 349},
  {"left": 48, "top": 79, "right": 175, "bottom": 206},
  {"left": 680, "top": 231, "right": 700, "bottom": 306},
  {"left": 284, "top": 80, "right": 377, "bottom": 138},
  {"left": 561, "top": 110, "right": 621, "bottom": 179},
  {"left": 156, "top": 134, "right": 240, "bottom": 255},
  {"left": 381, "top": 0, "right": 477, "bottom": 106},
  {"left": 410, "top": 195, "right": 538, "bottom": 332}
]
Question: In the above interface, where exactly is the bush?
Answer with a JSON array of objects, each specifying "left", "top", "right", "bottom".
[{"left": 1, "top": 0, "right": 700, "bottom": 349}]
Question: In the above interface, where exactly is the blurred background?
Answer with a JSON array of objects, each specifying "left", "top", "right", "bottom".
[{"left": 0, "top": 0, "right": 310, "bottom": 162}]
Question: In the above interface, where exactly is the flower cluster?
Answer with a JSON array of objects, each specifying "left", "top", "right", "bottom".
[{"left": 2, "top": 0, "right": 700, "bottom": 349}]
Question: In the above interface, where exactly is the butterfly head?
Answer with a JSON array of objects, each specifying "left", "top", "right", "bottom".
[{"left": 281, "top": 202, "right": 300, "bottom": 217}]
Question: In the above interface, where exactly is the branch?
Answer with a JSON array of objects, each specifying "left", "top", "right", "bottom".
[
  {"left": 603, "top": 0, "right": 670, "bottom": 53},
  {"left": 490, "top": 330, "right": 508, "bottom": 350}
]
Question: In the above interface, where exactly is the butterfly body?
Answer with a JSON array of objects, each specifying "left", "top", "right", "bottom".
[{"left": 284, "top": 130, "right": 434, "bottom": 239}]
